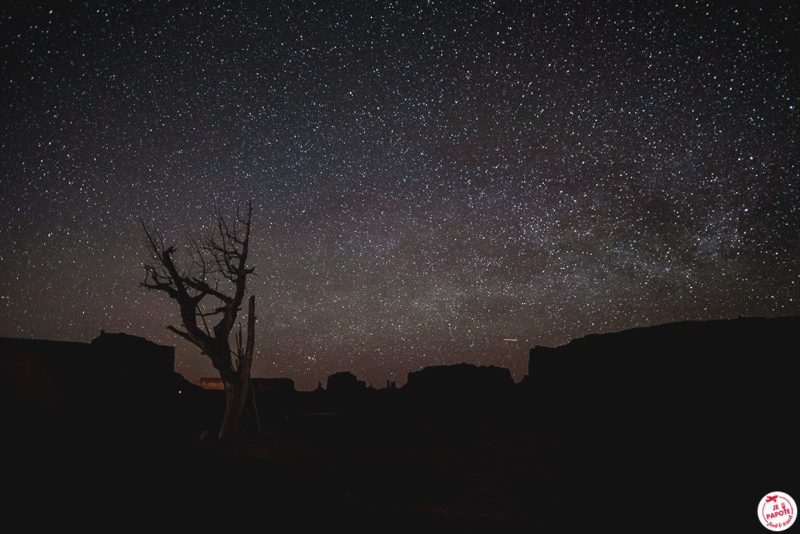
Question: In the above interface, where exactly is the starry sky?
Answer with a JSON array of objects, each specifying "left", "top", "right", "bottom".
[{"left": 1, "top": 1, "right": 798, "bottom": 390}]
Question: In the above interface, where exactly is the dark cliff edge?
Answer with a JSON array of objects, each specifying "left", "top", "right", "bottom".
[
  {"left": 526, "top": 315, "right": 797, "bottom": 423},
  {"left": 523, "top": 315, "right": 800, "bottom": 527}
]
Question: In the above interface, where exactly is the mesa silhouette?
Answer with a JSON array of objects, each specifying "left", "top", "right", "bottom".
[{"left": 3, "top": 315, "right": 797, "bottom": 443}]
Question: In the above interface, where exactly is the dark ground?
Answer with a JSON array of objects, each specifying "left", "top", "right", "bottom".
[{"left": 5, "top": 396, "right": 794, "bottom": 532}]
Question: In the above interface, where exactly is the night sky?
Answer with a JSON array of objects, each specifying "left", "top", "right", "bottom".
[{"left": 1, "top": 1, "right": 798, "bottom": 390}]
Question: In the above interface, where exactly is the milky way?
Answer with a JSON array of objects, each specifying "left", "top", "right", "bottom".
[{"left": 1, "top": 1, "right": 798, "bottom": 389}]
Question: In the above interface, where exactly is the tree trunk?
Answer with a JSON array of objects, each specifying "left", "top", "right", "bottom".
[{"left": 218, "top": 377, "right": 250, "bottom": 441}]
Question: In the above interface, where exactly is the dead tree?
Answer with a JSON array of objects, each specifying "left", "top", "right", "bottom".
[{"left": 141, "top": 203, "right": 256, "bottom": 441}]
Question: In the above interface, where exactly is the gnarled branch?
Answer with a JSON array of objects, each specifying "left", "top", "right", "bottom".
[{"left": 140, "top": 201, "right": 257, "bottom": 440}]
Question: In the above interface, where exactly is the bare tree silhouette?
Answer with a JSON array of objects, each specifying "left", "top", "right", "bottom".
[{"left": 141, "top": 202, "right": 256, "bottom": 440}]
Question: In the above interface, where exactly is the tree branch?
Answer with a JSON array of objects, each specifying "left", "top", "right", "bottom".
[{"left": 141, "top": 202, "right": 257, "bottom": 440}]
